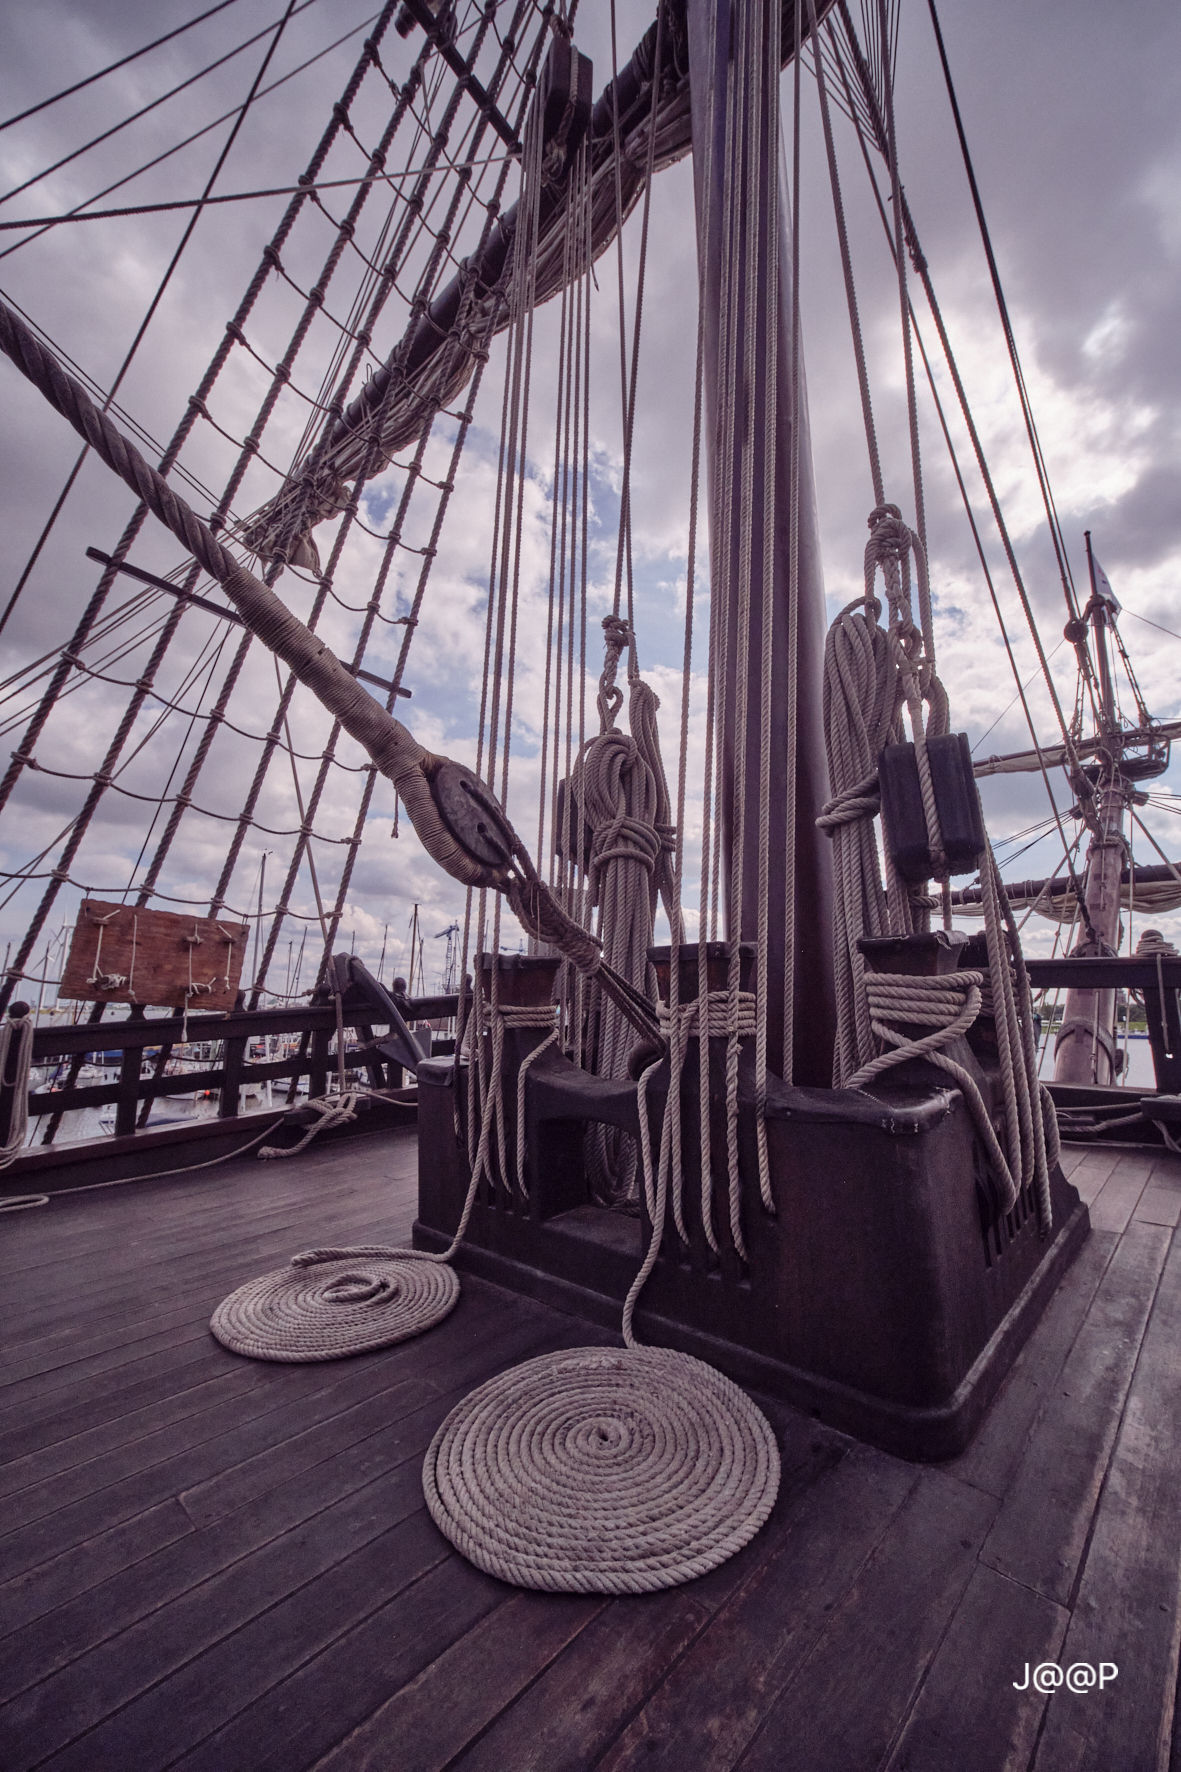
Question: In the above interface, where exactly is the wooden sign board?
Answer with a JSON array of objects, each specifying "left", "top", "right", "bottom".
[{"left": 59, "top": 901, "right": 250, "bottom": 1011}]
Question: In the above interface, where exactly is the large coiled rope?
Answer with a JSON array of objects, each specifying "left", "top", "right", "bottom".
[
  {"left": 424, "top": 978, "right": 780, "bottom": 1595},
  {"left": 210, "top": 1250, "right": 460, "bottom": 1362},
  {"left": 423, "top": 1343, "right": 779, "bottom": 1594}
]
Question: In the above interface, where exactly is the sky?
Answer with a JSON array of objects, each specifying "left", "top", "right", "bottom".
[{"left": 0, "top": 0, "right": 1178, "bottom": 1007}]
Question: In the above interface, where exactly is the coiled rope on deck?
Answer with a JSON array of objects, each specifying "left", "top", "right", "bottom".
[
  {"left": 423, "top": 1343, "right": 779, "bottom": 1594},
  {"left": 424, "top": 975, "right": 780, "bottom": 1594},
  {"left": 209, "top": 998, "right": 557, "bottom": 1361},
  {"left": 210, "top": 1248, "right": 460, "bottom": 1362}
]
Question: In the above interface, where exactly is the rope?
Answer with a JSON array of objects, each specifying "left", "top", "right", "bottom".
[
  {"left": 209, "top": 996, "right": 556, "bottom": 1361},
  {"left": 422, "top": 1342, "right": 779, "bottom": 1594},
  {"left": 210, "top": 1248, "right": 459, "bottom": 1361},
  {"left": 634, "top": 991, "right": 759, "bottom": 1279},
  {"left": 575, "top": 620, "right": 672, "bottom": 1205},
  {"left": 0, "top": 1007, "right": 34, "bottom": 1168},
  {"left": 422, "top": 977, "right": 779, "bottom": 1596}
]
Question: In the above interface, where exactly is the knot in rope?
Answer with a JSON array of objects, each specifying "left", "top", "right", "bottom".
[
  {"left": 655, "top": 988, "right": 758, "bottom": 1041},
  {"left": 817, "top": 773, "right": 881, "bottom": 831},
  {"left": 596, "top": 614, "right": 631, "bottom": 731},
  {"left": 591, "top": 813, "right": 662, "bottom": 879},
  {"left": 848, "top": 969, "right": 1027, "bottom": 1216},
  {"left": 258, "top": 1090, "right": 364, "bottom": 1159}
]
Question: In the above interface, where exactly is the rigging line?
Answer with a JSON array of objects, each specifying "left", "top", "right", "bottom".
[
  {"left": 831, "top": 24, "right": 1092, "bottom": 807},
  {"left": 826, "top": 19, "right": 1092, "bottom": 934},
  {"left": 0, "top": 0, "right": 247, "bottom": 135},
  {"left": 0, "top": 12, "right": 385, "bottom": 265},
  {"left": 607, "top": 0, "right": 631, "bottom": 627},
  {"left": 248, "top": 75, "right": 526, "bottom": 990},
  {"left": 1122, "top": 607, "right": 1181, "bottom": 649},
  {"left": 271, "top": 294, "right": 505, "bottom": 998},
  {"left": 133, "top": 26, "right": 436, "bottom": 908},
  {"left": 262, "top": 0, "right": 520, "bottom": 524},
  {"left": 0, "top": 291, "right": 232, "bottom": 513},
  {"left": 0, "top": 587, "right": 167, "bottom": 700},
  {"left": 896, "top": 246, "right": 1088, "bottom": 901},
  {"left": 1, "top": 640, "right": 371, "bottom": 765},
  {"left": 617, "top": 0, "right": 666, "bottom": 670},
  {"left": 0, "top": 0, "right": 328, "bottom": 213},
  {"left": 971, "top": 638, "right": 1066, "bottom": 755},
  {"left": 0, "top": 0, "right": 314, "bottom": 653},
  {"left": 875, "top": 0, "right": 928, "bottom": 601},
  {"left": 0, "top": 161, "right": 521, "bottom": 232},
  {"left": 807, "top": 0, "right": 882, "bottom": 508},
  {"left": 780, "top": 0, "right": 796, "bottom": 1082},
  {"left": 924, "top": 0, "right": 1079, "bottom": 621},
  {"left": 0, "top": 0, "right": 325, "bottom": 1012},
  {"left": 536, "top": 194, "right": 574, "bottom": 874},
  {"left": 120, "top": 629, "right": 232, "bottom": 899}
]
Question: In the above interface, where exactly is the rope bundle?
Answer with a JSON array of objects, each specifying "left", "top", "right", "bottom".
[
  {"left": 210, "top": 1247, "right": 460, "bottom": 1361},
  {"left": 422, "top": 1343, "right": 780, "bottom": 1593},
  {"left": 210, "top": 999, "right": 557, "bottom": 1361}
]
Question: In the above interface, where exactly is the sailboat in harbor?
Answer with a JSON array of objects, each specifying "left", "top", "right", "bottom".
[{"left": 2, "top": 2, "right": 1181, "bottom": 1765}]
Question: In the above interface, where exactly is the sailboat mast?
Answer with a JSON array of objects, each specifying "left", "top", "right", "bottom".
[
  {"left": 1053, "top": 531, "right": 1127, "bottom": 1085},
  {"left": 686, "top": 0, "right": 835, "bottom": 1085}
]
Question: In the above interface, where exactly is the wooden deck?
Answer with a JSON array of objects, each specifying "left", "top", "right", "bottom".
[{"left": 2, "top": 1132, "right": 1181, "bottom": 1771}]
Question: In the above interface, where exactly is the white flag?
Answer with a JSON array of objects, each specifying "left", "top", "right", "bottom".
[{"left": 1091, "top": 555, "right": 1121, "bottom": 614}]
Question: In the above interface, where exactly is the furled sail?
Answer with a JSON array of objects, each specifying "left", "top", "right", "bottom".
[{"left": 241, "top": 0, "right": 832, "bottom": 570}]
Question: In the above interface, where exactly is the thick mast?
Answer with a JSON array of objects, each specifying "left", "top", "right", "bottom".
[
  {"left": 1054, "top": 532, "right": 1127, "bottom": 1085},
  {"left": 686, "top": 0, "right": 834, "bottom": 1084}
]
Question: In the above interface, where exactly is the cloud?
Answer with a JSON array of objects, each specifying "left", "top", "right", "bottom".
[{"left": 1, "top": 0, "right": 1180, "bottom": 1008}]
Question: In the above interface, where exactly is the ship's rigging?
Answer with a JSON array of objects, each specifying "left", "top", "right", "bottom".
[{"left": 0, "top": 0, "right": 1177, "bottom": 1131}]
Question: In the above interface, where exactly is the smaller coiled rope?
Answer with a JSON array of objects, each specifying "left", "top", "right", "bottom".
[
  {"left": 210, "top": 1248, "right": 460, "bottom": 1362},
  {"left": 210, "top": 1001, "right": 557, "bottom": 1361}
]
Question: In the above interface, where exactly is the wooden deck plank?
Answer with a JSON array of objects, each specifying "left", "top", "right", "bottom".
[
  {"left": 175, "top": 1559, "right": 511, "bottom": 1772},
  {"left": 0, "top": 1287, "right": 523, "bottom": 1497},
  {"left": 2, "top": 1128, "right": 1179, "bottom": 1772},
  {"left": 1, "top": 1508, "right": 454, "bottom": 1772},
  {"left": 730, "top": 1470, "right": 999, "bottom": 1772},
  {"left": 979, "top": 1221, "right": 1171, "bottom": 1607},
  {"left": 0, "top": 1151, "right": 408, "bottom": 1262},
  {"left": 1066, "top": 1151, "right": 1123, "bottom": 1204},
  {"left": 1134, "top": 1185, "right": 1181, "bottom": 1228},
  {"left": 0, "top": 1365, "right": 431, "bottom": 1580},
  {"left": 0, "top": 1499, "right": 195, "bottom": 1639},
  {"left": 1033, "top": 1225, "right": 1181, "bottom": 1772},
  {"left": 305, "top": 1595, "right": 698, "bottom": 1772},
  {"left": 0, "top": 1317, "right": 598, "bottom": 1717},
  {"left": 0, "top": 1364, "right": 287, "bottom": 1497},
  {"left": 0, "top": 1211, "right": 403, "bottom": 1378},
  {"left": 256, "top": 1590, "right": 609, "bottom": 1772},
  {"left": 592, "top": 1447, "right": 917, "bottom": 1771},
  {"left": 1, "top": 1193, "right": 397, "bottom": 1332},
  {"left": 882, "top": 1564, "right": 1069, "bottom": 1771},
  {"left": 948, "top": 1228, "right": 1117, "bottom": 1501}
]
